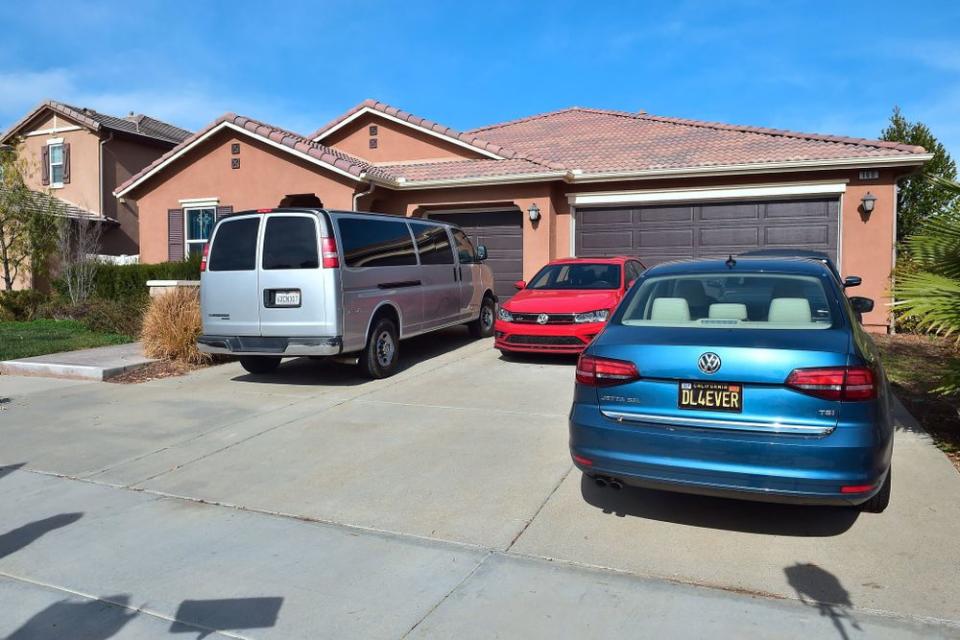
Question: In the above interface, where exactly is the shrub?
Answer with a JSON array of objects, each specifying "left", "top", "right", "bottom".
[
  {"left": 141, "top": 286, "right": 210, "bottom": 364},
  {"left": 39, "top": 297, "right": 143, "bottom": 337},
  {"left": 0, "top": 289, "right": 49, "bottom": 321},
  {"left": 53, "top": 255, "right": 201, "bottom": 305}
]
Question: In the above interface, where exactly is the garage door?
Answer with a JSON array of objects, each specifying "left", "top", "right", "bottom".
[
  {"left": 430, "top": 210, "right": 523, "bottom": 301},
  {"left": 575, "top": 198, "right": 839, "bottom": 267}
]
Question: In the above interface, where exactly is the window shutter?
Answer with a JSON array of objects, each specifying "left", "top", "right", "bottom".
[
  {"left": 168, "top": 209, "right": 184, "bottom": 261},
  {"left": 62, "top": 143, "right": 71, "bottom": 184},
  {"left": 41, "top": 146, "right": 50, "bottom": 186},
  {"left": 216, "top": 205, "right": 233, "bottom": 221}
]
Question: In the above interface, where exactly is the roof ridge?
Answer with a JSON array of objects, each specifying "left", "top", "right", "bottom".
[{"left": 466, "top": 107, "right": 585, "bottom": 134}]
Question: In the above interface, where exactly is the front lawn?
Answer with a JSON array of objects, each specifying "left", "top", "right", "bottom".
[
  {"left": 0, "top": 319, "right": 131, "bottom": 361},
  {"left": 875, "top": 333, "right": 960, "bottom": 470}
]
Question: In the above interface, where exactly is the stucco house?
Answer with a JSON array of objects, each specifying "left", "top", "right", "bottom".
[
  {"left": 1, "top": 100, "right": 191, "bottom": 257},
  {"left": 114, "top": 99, "right": 931, "bottom": 331}
]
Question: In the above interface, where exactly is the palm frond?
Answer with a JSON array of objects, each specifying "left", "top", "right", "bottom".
[{"left": 893, "top": 271, "right": 960, "bottom": 339}]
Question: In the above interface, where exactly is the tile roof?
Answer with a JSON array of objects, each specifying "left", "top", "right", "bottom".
[
  {"left": 2, "top": 100, "right": 192, "bottom": 145},
  {"left": 115, "top": 113, "right": 378, "bottom": 196},
  {"left": 375, "top": 158, "right": 561, "bottom": 183},
  {"left": 0, "top": 188, "right": 116, "bottom": 222},
  {"left": 466, "top": 107, "right": 927, "bottom": 175}
]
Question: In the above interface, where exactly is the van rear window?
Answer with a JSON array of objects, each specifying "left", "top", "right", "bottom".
[
  {"left": 338, "top": 218, "right": 417, "bottom": 267},
  {"left": 209, "top": 218, "right": 259, "bottom": 271},
  {"left": 263, "top": 217, "right": 319, "bottom": 270}
]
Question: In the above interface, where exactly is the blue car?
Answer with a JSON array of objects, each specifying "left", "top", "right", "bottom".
[{"left": 569, "top": 256, "right": 893, "bottom": 512}]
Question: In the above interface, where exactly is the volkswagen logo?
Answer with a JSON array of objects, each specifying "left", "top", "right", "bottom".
[
  {"left": 536, "top": 314, "right": 549, "bottom": 325},
  {"left": 698, "top": 352, "right": 721, "bottom": 375}
]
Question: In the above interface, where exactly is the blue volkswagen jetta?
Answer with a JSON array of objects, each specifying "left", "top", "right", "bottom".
[{"left": 569, "top": 256, "right": 893, "bottom": 512}]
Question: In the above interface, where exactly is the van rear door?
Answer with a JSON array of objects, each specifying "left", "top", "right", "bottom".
[{"left": 202, "top": 215, "right": 262, "bottom": 336}]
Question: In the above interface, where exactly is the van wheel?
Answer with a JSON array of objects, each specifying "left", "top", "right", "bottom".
[
  {"left": 859, "top": 468, "right": 891, "bottom": 513},
  {"left": 469, "top": 296, "right": 496, "bottom": 338},
  {"left": 239, "top": 356, "right": 281, "bottom": 375},
  {"left": 361, "top": 317, "right": 399, "bottom": 379}
]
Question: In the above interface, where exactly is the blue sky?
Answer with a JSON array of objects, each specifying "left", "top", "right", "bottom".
[{"left": 2, "top": 1, "right": 959, "bottom": 157}]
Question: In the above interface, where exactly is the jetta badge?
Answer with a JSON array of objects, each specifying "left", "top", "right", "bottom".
[
  {"left": 698, "top": 352, "right": 721, "bottom": 375},
  {"left": 537, "top": 314, "right": 549, "bottom": 325}
]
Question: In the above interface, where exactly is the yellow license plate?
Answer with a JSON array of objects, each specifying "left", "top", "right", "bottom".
[{"left": 678, "top": 381, "right": 742, "bottom": 413}]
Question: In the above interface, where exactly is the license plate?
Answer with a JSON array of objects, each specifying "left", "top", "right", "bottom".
[
  {"left": 272, "top": 290, "right": 301, "bottom": 307},
  {"left": 678, "top": 381, "right": 742, "bottom": 413}
]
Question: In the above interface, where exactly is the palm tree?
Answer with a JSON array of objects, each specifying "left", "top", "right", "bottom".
[{"left": 893, "top": 176, "right": 960, "bottom": 392}]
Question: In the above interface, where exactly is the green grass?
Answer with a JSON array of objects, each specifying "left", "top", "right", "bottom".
[{"left": 0, "top": 319, "right": 131, "bottom": 361}]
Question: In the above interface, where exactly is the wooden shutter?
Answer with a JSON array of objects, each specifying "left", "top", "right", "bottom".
[
  {"left": 41, "top": 146, "right": 50, "bottom": 185},
  {"left": 215, "top": 205, "right": 233, "bottom": 221},
  {"left": 168, "top": 209, "right": 184, "bottom": 261},
  {"left": 62, "top": 143, "right": 71, "bottom": 184}
]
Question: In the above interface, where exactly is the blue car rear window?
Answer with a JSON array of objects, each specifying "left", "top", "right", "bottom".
[{"left": 617, "top": 274, "right": 836, "bottom": 329}]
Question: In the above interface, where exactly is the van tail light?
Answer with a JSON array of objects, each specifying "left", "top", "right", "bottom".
[
  {"left": 576, "top": 355, "right": 640, "bottom": 387},
  {"left": 200, "top": 243, "right": 210, "bottom": 272},
  {"left": 785, "top": 366, "right": 876, "bottom": 401},
  {"left": 321, "top": 235, "right": 340, "bottom": 269}
]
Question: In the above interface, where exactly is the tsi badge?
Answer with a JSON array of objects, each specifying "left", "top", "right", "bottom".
[
  {"left": 537, "top": 314, "right": 549, "bottom": 325},
  {"left": 698, "top": 352, "right": 721, "bottom": 375}
]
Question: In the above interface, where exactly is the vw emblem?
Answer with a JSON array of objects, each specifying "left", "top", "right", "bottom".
[
  {"left": 698, "top": 352, "right": 721, "bottom": 375},
  {"left": 536, "top": 313, "right": 549, "bottom": 325}
]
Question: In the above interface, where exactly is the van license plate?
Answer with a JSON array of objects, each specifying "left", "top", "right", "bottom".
[
  {"left": 272, "top": 290, "right": 301, "bottom": 307},
  {"left": 678, "top": 381, "right": 742, "bottom": 413}
]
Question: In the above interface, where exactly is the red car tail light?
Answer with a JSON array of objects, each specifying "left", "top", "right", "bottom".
[
  {"left": 200, "top": 242, "right": 210, "bottom": 272},
  {"left": 321, "top": 236, "right": 340, "bottom": 268},
  {"left": 785, "top": 366, "right": 876, "bottom": 401},
  {"left": 576, "top": 354, "right": 640, "bottom": 387}
]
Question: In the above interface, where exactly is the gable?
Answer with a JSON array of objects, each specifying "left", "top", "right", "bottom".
[
  {"left": 2, "top": 108, "right": 91, "bottom": 143},
  {"left": 321, "top": 112, "right": 490, "bottom": 163}
]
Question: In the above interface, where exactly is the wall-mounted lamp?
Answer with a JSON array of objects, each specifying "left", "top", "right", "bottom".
[
  {"left": 528, "top": 202, "right": 541, "bottom": 222},
  {"left": 860, "top": 192, "right": 877, "bottom": 215}
]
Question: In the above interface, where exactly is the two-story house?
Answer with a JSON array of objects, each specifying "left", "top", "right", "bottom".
[{"left": 1, "top": 100, "right": 191, "bottom": 258}]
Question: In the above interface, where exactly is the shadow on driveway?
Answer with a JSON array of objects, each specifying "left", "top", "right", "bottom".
[
  {"left": 5, "top": 594, "right": 137, "bottom": 640},
  {"left": 0, "top": 513, "right": 83, "bottom": 560},
  {"left": 0, "top": 462, "right": 26, "bottom": 482},
  {"left": 579, "top": 475, "right": 858, "bottom": 536},
  {"left": 785, "top": 562, "right": 861, "bottom": 640},
  {"left": 170, "top": 597, "right": 284, "bottom": 638}
]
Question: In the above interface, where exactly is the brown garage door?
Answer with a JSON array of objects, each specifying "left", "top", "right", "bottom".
[
  {"left": 575, "top": 198, "right": 839, "bottom": 267},
  {"left": 430, "top": 210, "right": 524, "bottom": 300}
]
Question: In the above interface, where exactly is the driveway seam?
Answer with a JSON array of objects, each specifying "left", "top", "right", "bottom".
[
  {"left": 356, "top": 398, "right": 567, "bottom": 418},
  {"left": 397, "top": 551, "right": 492, "bottom": 640},
  {"left": 504, "top": 463, "right": 574, "bottom": 552}
]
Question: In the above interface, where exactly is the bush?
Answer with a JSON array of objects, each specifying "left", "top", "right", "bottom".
[
  {"left": 141, "top": 286, "right": 210, "bottom": 364},
  {"left": 53, "top": 255, "right": 201, "bottom": 305},
  {"left": 0, "top": 289, "right": 49, "bottom": 321},
  {"left": 39, "top": 297, "right": 144, "bottom": 337}
]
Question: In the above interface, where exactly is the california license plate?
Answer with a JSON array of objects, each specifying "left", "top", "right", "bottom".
[
  {"left": 272, "top": 290, "right": 301, "bottom": 307},
  {"left": 678, "top": 381, "right": 743, "bottom": 413}
]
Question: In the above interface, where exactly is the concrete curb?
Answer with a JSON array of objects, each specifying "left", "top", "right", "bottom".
[{"left": 0, "top": 359, "right": 153, "bottom": 381}]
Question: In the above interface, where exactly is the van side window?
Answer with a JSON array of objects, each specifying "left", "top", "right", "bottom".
[
  {"left": 410, "top": 222, "right": 455, "bottom": 265},
  {"left": 263, "top": 217, "right": 319, "bottom": 269},
  {"left": 451, "top": 229, "right": 477, "bottom": 264},
  {"left": 338, "top": 218, "right": 417, "bottom": 268},
  {"left": 209, "top": 218, "right": 259, "bottom": 271}
]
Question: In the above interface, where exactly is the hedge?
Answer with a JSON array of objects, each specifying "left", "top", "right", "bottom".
[{"left": 54, "top": 256, "right": 201, "bottom": 303}]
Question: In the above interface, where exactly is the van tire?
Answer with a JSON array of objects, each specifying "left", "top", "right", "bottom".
[
  {"left": 361, "top": 317, "right": 400, "bottom": 379},
  {"left": 239, "top": 356, "right": 281, "bottom": 375},
  {"left": 859, "top": 468, "right": 891, "bottom": 513},
  {"left": 469, "top": 296, "right": 496, "bottom": 338}
]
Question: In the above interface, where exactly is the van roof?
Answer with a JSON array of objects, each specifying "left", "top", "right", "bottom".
[{"left": 229, "top": 208, "right": 462, "bottom": 227}]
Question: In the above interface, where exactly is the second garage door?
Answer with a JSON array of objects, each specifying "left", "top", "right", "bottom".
[
  {"left": 575, "top": 198, "right": 839, "bottom": 267},
  {"left": 430, "top": 210, "right": 523, "bottom": 301}
]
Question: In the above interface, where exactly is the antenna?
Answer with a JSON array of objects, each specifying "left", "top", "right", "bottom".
[{"left": 725, "top": 254, "right": 736, "bottom": 269}]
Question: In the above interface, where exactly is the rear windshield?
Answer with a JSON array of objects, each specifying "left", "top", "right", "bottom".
[
  {"left": 528, "top": 263, "right": 621, "bottom": 290},
  {"left": 262, "top": 216, "right": 319, "bottom": 270},
  {"left": 616, "top": 273, "right": 837, "bottom": 329},
  {"left": 209, "top": 217, "right": 259, "bottom": 271}
]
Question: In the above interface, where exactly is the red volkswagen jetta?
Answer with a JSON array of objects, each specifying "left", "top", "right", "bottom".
[{"left": 495, "top": 257, "right": 645, "bottom": 355}]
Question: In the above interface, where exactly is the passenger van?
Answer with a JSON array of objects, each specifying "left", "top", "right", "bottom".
[{"left": 197, "top": 208, "right": 497, "bottom": 378}]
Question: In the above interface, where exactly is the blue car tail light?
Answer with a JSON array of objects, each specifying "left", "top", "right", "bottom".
[
  {"left": 785, "top": 366, "right": 876, "bottom": 401},
  {"left": 575, "top": 354, "right": 640, "bottom": 387}
]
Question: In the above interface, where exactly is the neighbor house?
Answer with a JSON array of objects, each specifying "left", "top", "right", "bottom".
[
  {"left": 114, "top": 99, "right": 930, "bottom": 331},
  {"left": 1, "top": 100, "right": 192, "bottom": 258}
]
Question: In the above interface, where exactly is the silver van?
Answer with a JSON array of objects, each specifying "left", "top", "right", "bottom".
[{"left": 197, "top": 208, "right": 497, "bottom": 378}]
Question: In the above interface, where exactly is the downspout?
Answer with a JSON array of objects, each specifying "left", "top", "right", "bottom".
[
  {"left": 352, "top": 175, "right": 375, "bottom": 211},
  {"left": 99, "top": 132, "right": 114, "bottom": 219}
]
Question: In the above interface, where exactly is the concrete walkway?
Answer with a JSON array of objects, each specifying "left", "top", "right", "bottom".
[{"left": 0, "top": 342, "right": 154, "bottom": 381}]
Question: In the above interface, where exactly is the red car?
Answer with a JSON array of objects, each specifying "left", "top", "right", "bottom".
[{"left": 495, "top": 257, "right": 645, "bottom": 354}]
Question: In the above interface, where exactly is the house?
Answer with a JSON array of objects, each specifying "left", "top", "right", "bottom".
[
  {"left": 1, "top": 100, "right": 192, "bottom": 257},
  {"left": 113, "top": 99, "right": 931, "bottom": 331}
]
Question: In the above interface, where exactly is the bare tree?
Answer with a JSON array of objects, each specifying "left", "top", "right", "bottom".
[{"left": 57, "top": 216, "right": 103, "bottom": 305}]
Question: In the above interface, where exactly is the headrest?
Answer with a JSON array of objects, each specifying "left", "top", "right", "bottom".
[
  {"left": 651, "top": 298, "right": 691, "bottom": 322},
  {"left": 708, "top": 303, "right": 748, "bottom": 320},
  {"left": 768, "top": 298, "right": 812, "bottom": 323}
]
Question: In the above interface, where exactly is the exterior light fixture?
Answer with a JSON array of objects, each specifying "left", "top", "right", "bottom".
[
  {"left": 528, "top": 202, "right": 541, "bottom": 222},
  {"left": 861, "top": 192, "right": 877, "bottom": 215}
]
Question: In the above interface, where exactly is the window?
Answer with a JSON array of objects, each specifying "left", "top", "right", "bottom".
[
  {"left": 185, "top": 207, "right": 216, "bottom": 257},
  {"left": 263, "top": 217, "right": 319, "bottom": 270},
  {"left": 49, "top": 143, "right": 64, "bottom": 186},
  {"left": 617, "top": 274, "right": 837, "bottom": 329},
  {"left": 451, "top": 229, "right": 477, "bottom": 264},
  {"left": 209, "top": 218, "right": 259, "bottom": 271},
  {"left": 410, "top": 222, "right": 454, "bottom": 265},
  {"left": 337, "top": 218, "right": 417, "bottom": 267},
  {"left": 625, "top": 261, "right": 644, "bottom": 284},
  {"left": 527, "top": 263, "right": 622, "bottom": 290}
]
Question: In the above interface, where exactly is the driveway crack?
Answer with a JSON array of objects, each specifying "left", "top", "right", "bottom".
[
  {"left": 398, "top": 552, "right": 492, "bottom": 639},
  {"left": 504, "top": 463, "right": 573, "bottom": 552}
]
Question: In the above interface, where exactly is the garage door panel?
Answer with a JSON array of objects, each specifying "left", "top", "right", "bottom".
[
  {"left": 764, "top": 225, "right": 829, "bottom": 246},
  {"left": 639, "top": 228, "right": 694, "bottom": 248},
  {"left": 701, "top": 226, "right": 760, "bottom": 247},
  {"left": 764, "top": 199, "right": 834, "bottom": 218},
  {"left": 638, "top": 207, "right": 694, "bottom": 223},
  {"left": 580, "top": 209, "right": 633, "bottom": 226},
  {"left": 430, "top": 210, "right": 523, "bottom": 301},
  {"left": 700, "top": 203, "right": 759, "bottom": 221}
]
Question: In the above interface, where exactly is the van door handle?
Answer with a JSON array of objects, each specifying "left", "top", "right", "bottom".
[{"left": 453, "top": 266, "right": 459, "bottom": 281}]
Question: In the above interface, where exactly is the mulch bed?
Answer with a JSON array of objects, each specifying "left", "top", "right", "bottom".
[{"left": 108, "top": 360, "right": 208, "bottom": 384}]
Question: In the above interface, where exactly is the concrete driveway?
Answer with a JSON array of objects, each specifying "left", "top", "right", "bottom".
[{"left": 1, "top": 329, "right": 958, "bottom": 638}]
